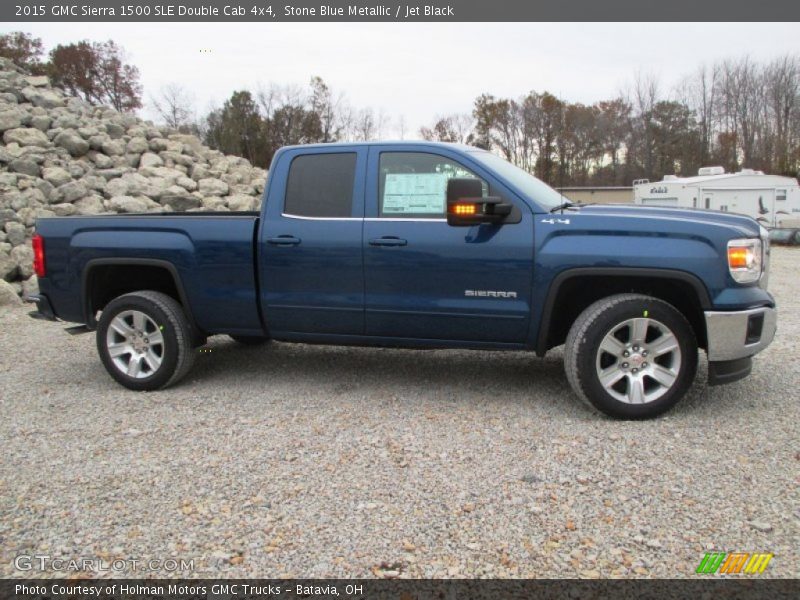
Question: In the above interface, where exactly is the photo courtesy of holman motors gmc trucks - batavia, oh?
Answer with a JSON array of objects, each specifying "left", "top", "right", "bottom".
[{"left": 28, "top": 142, "right": 777, "bottom": 419}]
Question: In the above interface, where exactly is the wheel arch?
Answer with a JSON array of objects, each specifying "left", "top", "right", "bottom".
[
  {"left": 82, "top": 258, "right": 195, "bottom": 329},
  {"left": 536, "top": 267, "right": 711, "bottom": 356}
]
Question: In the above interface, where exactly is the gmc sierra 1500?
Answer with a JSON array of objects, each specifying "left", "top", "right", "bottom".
[{"left": 29, "top": 142, "right": 777, "bottom": 418}]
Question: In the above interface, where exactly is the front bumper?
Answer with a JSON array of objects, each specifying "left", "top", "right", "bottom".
[{"left": 705, "top": 306, "right": 777, "bottom": 362}]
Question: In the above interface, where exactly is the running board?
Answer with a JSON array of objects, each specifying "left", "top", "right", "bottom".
[{"left": 64, "top": 324, "right": 92, "bottom": 335}]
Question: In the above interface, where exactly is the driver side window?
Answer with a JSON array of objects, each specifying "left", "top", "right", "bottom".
[{"left": 378, "top": 152, "right": 487, "bottom": 218}]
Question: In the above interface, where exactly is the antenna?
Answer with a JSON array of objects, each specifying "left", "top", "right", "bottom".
[
  {"left": 559, "top": 140, "right": 566, "bottom": 215},
  {"left": 558, "top": 92, "right": 567, "bottom": 215}
]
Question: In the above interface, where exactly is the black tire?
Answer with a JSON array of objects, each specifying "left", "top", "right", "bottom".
[
  {"left": 96, "top": 290, "right": 196, "bottom": 391},
  {"left": 564, "top": 293, "right": 697, "bottom": 419},
  {"left": 229, "top": 335, "right": 271, "bottom": 346}
]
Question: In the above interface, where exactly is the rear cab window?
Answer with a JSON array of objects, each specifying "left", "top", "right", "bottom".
[{"left": 284, "top": 153, "right": 357, "bottom": 218}]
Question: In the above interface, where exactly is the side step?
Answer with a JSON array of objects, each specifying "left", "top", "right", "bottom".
[{"left": 64, "top": 324, "right": 92, "bottom": 335}]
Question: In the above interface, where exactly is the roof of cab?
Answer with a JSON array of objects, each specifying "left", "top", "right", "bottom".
[{"left": 279, "top": 140, "right": 486, "bottom": 152}]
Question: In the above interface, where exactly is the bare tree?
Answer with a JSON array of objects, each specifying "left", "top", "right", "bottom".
[
  {"left": 150, "top": 83, "right": 195, "bottom": 132},
  {"left": 353, "top": 107, "right": 376, "bottom": 141},
  {"left": 679, "top": 63, "right": 720, "bottom": 166},
  {"left": 396, "top": 115, "right": 407, "bottom": 140},
  {"left": 765, "top": 55, "right": 800, "bottom": 174}
]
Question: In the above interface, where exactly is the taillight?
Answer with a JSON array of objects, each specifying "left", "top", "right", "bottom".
[{"left": 32, "top": 234, "right": 45, "bottom": 277}]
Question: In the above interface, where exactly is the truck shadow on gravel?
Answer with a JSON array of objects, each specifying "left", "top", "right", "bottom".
[
  {"left": 178, "top": 338, "right": 715, "bottom": 417},
  {"left": 192, "top": 339, "right": 566, "bottom": 399}
]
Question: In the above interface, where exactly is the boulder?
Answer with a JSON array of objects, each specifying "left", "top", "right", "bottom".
[
  {"left": 189, "top": 163, "right": 210, "bottom": 180},
  {"left": 54, "top": 114, "right": 80, "bottom": 129},
  {"left": 202, "top": 196, "right": 227, "bottom": 210},
  {"left": 4, "top": 221, "right": 26, "bottom": 246},
  {"left": 9, "top": 157, "right": 40, "bottom": 177},
  {"left": 101, "top": 139, "right": 126, "bottom": 156},
  {"left": 126, "top": 137, "right": 149, "bottom": 154},
  {"left": 108, "top": 195, "right": 149, "bottom": 213},
  {"left": 56, "top": 181, "right": 88, "bottom": 203},
  {"left": 198, "top": 178, "right": 229, "bottom": 196},
  {"left": 104, "top": 122, "right": 125, "bottom": 138},
  {"left": 4, "top": 127, "right": 49, "bottom": 147},
  {"left": 105, "top": 173, "right": 149, "bottom": 197},
  {"left": 42, "top": 166, "right": 72, "bottom": 187},
  {"left": 24, "top": 75, "right": 49, "bottom": 87},
  {"left": 73, "top": 195, "right": 105, "bottom": 215},
  {"left": 0, "top": 279, "right": 21, "bottom": 305},
  {"left": 160, "top": 192, "right": 201, "bottom": 211},
  {"left": 22, "top": 274, "right": 38, "bottom": 297},
  {"left": 21, "top": 86, "right": 64, "bottom": 109},
  {"left": 54, "top": 129, "right": 90, "bottom": 156},
  {"left": 0, "top": 108, "right": 23, "bottom": 131},
  {"left": 0, "top": 250, "right": 18, "bottom": 281},
  {"left": 0, "top": 208, "right": 19, "bottom": 227},
  {"left": 139, "top": 152, "right": 164, "bottom": 168},
  {"left": 88, "top": 151, "right": 114, "bottom": 169},
  {"left": 16, "top": 207, "right": 55, "bottom": 227},
  {"left": 30, "top": 115, "right": 52, "bottom": 131},
  {"left": 51, "top": 202, "right": 77, "bottom": 216},
  {"left": 11, "top": 244, "right": 34, "bottom": 278},
  {"left": 227, "top": 194, "right": 258, "bottom": 212},
  {"left": 0, "top": 172, "right": 18, "bottom": 186},
  {"left": 176, "top": 176, "right": 197, "bottom": 191}
]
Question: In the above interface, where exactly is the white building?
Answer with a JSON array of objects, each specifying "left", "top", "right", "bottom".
[{"left": 633, "top": 167, "right": 800, "bottom": 228}]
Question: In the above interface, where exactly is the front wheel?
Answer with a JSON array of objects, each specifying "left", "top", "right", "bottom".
[
  {"left": 96, "top": 291, "right": 196, "bottom": 391},
  {"left": 564, "top": 293, "right": 698, "bottom": 419}
]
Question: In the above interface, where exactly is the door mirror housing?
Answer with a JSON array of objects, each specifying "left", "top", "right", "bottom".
[{"left": 446, "top": 178, "right": 512, "bottom": 226}]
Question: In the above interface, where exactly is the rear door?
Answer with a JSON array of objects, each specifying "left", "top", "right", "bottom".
[
  {"left": 260, "top": 147, "right": 366, "bottom": 336},
  {"left": 362, "top": 146, "right": 534, "bottom": 344}
]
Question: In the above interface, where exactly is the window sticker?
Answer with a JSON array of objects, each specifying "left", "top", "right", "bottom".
[{"left": 383, "top": 173, "right": 447, "bottom": 214}]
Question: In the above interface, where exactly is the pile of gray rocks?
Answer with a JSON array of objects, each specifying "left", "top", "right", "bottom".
[{"left": 0, "top": 57, "right": 267, "bottom": 304}]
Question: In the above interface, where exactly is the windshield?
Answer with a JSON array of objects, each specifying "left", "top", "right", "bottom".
[{"left": 469, "top": 151, "right": 569, "bottom": 210}]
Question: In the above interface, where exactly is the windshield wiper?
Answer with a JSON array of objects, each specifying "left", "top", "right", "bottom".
[{"left": 549, "top": 202, "right": 575, "bottom": 213}]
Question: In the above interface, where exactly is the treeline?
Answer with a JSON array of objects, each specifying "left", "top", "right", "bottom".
[
  {"left": 453, "top": 57, "right": 800, "bottom": 186},
  {"left": 2, "top": 32, "right": 798, "bottom": 186}
]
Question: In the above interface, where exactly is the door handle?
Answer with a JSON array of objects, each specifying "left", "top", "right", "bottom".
[
  {"left": 369, "top": 237, "right": 407, "bottom": 247},
  {"left": 267, "top": 235, "right": 301, "bottom": 246}
]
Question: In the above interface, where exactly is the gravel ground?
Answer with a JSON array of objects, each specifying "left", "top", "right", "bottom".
[{"left": 1, "top": 248, "right": 798, "bottom": 579}]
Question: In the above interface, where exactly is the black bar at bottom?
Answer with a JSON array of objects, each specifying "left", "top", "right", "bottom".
[{"left": 2, "top": 578, "right": 798, "bottom": 600}]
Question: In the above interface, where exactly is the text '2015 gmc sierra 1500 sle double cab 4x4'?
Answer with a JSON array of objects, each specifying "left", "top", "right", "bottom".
[{"left": 28, "top": 142, "right": 777, "bottom": 418}]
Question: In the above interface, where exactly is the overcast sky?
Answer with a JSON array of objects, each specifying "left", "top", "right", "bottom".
[{"left": 9, "top": 22, "right": 800, "bottom": 137}]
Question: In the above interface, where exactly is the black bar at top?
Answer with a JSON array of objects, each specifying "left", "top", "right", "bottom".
[{"left": 2, "top": 0, "right": 799, "bottom": 22}]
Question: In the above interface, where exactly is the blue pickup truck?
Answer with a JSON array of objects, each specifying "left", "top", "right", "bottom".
[{"left": 29, "top": 142, "right": 777, "bottom": 418}]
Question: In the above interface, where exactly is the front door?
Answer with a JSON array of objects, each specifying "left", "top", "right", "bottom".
[
  {"left": 363, "top": 147, "right": 534, "bottom": 344},
  {"left": 260, "top": 147, "right": 366, "bottom": 336}
]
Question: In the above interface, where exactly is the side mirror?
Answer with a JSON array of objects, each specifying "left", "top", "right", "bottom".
[{"left": 446, "top": 178, "right": 512, "bottom": 226}]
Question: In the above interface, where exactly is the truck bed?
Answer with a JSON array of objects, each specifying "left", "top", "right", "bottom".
[{"left": 35, "top": 212, "right": 264, "bottom": 335}]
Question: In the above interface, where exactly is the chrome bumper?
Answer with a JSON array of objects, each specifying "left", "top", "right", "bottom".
[{"left": 705, "top": 306, "right": 777, "bottom": 361}]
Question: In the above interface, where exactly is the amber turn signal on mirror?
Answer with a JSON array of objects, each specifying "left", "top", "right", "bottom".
[{"left": 450, "top": 203, "right": 478, "bottom": 216}]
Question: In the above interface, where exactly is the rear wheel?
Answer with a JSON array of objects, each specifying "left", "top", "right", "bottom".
[
  {"left": 229, "top": 335, "right": 270, "bottom": 346},
  {"left": 97, "top": 291, "right": 196, "bottom": 391},
  {"left": 564, "top": 293, "right": 697, "bottom": 419}
]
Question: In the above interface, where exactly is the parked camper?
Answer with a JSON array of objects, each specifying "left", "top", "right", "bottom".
[{"left": 633, "top": 167, "right": 800, "bottom": 228}]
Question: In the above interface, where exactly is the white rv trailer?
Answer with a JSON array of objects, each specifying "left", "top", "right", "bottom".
[{"left": 633, "top": 167, "right": 800, "bottom": 228}]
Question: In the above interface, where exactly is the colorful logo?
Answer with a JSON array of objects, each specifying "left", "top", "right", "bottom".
[{"left": 696, "top": 552, "right": 773, "bottom": 575}]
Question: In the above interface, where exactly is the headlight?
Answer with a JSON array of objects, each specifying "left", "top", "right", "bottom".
[{"left": 727, "top": 238, "right": 762, "bottom": 283}]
